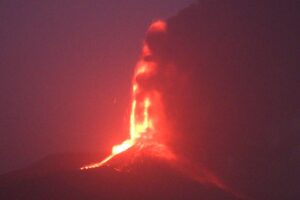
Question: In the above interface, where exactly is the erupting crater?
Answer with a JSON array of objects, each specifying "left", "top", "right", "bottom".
[
  {"left": 81, "top": 20, "right": 175, "bottom": 170},
  {"left": 79, "top": 20, "right": 241, "bottom": 200}
]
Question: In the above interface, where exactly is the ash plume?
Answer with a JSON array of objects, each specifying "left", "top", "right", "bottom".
[{"left": 144, "top": 1, "right": 299, "bottom": 199}]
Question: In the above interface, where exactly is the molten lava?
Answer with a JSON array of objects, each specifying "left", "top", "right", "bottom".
[
  {"left": 79, "top": 19, "right": 244, "bottom": 200},
  {"left": 81, "top": 20, "right": 174, "bottom": 170}
]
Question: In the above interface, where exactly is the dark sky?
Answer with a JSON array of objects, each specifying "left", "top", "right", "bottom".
[{"left": 0, "top": 0, "right": 193, "bottom": 174}]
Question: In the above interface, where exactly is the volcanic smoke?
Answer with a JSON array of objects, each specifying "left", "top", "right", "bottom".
[
  {"left": 80, "top": 20, "right": 245, "bottom": 200},
  {"left": 81, "top": 20, "right": 175, "bottom": 170}
]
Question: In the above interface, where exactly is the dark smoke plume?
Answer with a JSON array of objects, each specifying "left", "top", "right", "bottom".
[{"left": 143, "top": 1, "right": 299, "bottom": 199}]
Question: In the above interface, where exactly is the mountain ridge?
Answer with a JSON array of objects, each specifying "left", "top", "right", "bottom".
[{"left": 0, "top": 152, "right": 239, "bottom": 200}]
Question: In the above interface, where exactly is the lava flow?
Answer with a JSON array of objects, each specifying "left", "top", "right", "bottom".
[{"left": 81, "top": 20, "right": 175, "bottom": 170}]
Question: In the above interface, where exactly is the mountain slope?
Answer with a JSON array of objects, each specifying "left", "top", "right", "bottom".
[{"left": 0, "top": 153, "right": 239, "bottom": 200}]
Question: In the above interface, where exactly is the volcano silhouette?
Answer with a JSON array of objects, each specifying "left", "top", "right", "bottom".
[
  {"left": 1, "top": 1, "right": 298, "bottom": 199},
  {"left": 0, "top": 152, "right": 239, "bottom": 200}
]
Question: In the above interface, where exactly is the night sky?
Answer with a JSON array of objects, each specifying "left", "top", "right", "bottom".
[{"left": 0, "top": 0, "right": 193, "bottom": 174}]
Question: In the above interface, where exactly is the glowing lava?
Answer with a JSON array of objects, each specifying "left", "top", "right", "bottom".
[
  {"left": 81, "top": 20, "right": 174, "bottom": 170},
  {"left": 79, "top": 19, "right": 244, "bottom": 200}
]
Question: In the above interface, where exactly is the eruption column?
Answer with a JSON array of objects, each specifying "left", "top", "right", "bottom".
[{"left": 81, "top": 20, "right": 173, "bottom": 170}]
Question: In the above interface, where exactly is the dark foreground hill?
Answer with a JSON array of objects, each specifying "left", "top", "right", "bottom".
[{"left": 0, "top": 153, "right": 239, "bottom": 200}]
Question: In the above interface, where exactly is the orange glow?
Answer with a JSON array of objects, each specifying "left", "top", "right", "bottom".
[
  {"left": 112, "top": 140, "right": 134, "bottom": 155},
  {"left": 79, "top": 19, "right": 236, "bottom": 199},
  {"left": 148, "top": 20, "right": 167, "bottom": 33},
  {"left": 81, "top": 20, "right": 174, "bottom": 170}
]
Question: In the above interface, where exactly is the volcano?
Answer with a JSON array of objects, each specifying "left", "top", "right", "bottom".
[
  {"left": 75, "top": 19, "right": 239, "bottom": 198},
  {"left": 1, "top": 1, "right": 298, "bottom": 200},
  {"left": 0, "top": 153, "right": 239, "bottom": 200}
]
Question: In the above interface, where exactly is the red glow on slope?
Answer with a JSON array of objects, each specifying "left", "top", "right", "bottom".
[
  {"left": 79, "top": 20, "right": 244, "bottom": 200},
  {"left": 81, "top": 20, "right": 174, "bottom": 170}
]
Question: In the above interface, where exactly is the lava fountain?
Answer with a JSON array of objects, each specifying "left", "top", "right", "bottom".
[
  {"left": 81, "top": 20, "right": 175, "bottom": 170},
  {"left": 79, "top": 19, "right": 246, "bottom": 200}
]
